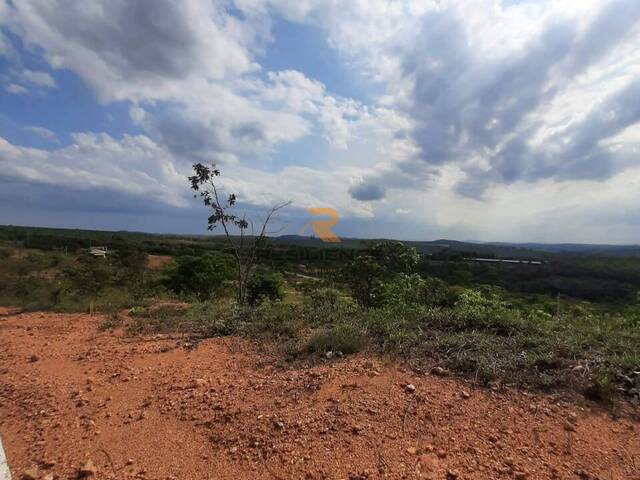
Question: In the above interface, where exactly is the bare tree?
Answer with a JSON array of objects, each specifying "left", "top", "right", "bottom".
[{"left": 188, "top": 163, "right": 291, "bottom": 304}]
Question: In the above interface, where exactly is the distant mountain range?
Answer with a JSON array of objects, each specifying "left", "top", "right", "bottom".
[
  {"left": 274, "top": 235, "right": 640, "bottom": 258},
  {"left": 2, "top": 225, "right": 639, "bottom": 258}
]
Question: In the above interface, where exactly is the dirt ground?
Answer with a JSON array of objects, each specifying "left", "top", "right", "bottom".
[
  {"left": 146, "top": 255, "right": 172, "bottom": 270},
  {"left": 0, "top": 309, "right": 638, "bottom": 480}
]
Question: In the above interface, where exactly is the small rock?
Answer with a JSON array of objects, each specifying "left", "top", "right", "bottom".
[
  {"left": 189, "top": 378, "right": 206, "bottom": 389},
  {"left": 78, "top": 459, "right": 97, "bottom": 477},
  {"left": 29, "top": 354, "right": 39, "bottom": 363},
  {"left": 325, "top": 351, "right": 334, "bottom": 359},
  {"left": 460, "top": 390, "right": 470, "bottom": 399},
  {"left": 404, "top": 384, "right": 416, "bottom": 393},
  {"left": 406, "top": 447, "right": 417, "bottom": 455},
  {"left": 431, "top": 366, "right": 448, "bottom": 376},
  {"left": 21, "top": 468, "right": 38, "bottom": 480}
]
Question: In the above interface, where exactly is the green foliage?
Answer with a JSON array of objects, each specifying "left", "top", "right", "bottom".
[
  {"left": 113, "top": 245, "right": 148, "bottom": 300},
  {"left": 344, "top": 241, "right": 419, "bottom": 308},
  {"left": 249, "top": 300, "right": 301, "bottom": 338},
  {"left": 453, "top": 289, "right": 526, "bottom": 334},
  {"left": 306, "top": 322, "right": 366, "bottom": 355},
  {"left": 380, "top": 274, "right": 451, "bottom": 308},
  {"left": 166, "top": 253, "right": 235, "bottom": 300},
  {"left": 63, "top": 255, "right": 113, "bottom": 299},
  {"left": 307, "top": 287, "right": 341, "bottom": 309},
  {"left": 246, "top": 269, "right": 284, "bottom": 305}
]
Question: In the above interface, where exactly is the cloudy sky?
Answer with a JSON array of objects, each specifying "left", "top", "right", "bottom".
[{"left": 1, "top": 0, "right": 639, "bottom": 243}]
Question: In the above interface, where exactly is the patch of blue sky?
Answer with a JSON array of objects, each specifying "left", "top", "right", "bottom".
[
  {"left": 259, "top": 16, "right": 375, "bottom": 105},
  {"left": 0, "top": 33, "right": 141, "bottom": 148}
]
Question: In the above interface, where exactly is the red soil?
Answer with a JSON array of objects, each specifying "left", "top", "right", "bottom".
[
  {"left": 146, "top": 255, "right": 172, "bottom": 270},
  {"left": 0, "top": 310, "right": 638, "bottom": 480}
]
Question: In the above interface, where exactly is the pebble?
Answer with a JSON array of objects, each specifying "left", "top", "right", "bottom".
[
  {"left": 404, "top": 384, "right": 416, "bottom": 393},
  {"left": 21, "top": 468, "right": 38, "bottom": 480},
  {"left": 431, "top": 366, "right": 448, "bottom": 376},
  {"left": 79, "top": 459, "right": 97, "bottom": 477}
]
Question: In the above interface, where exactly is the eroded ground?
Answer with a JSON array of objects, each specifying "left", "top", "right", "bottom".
[{"left": 0, "top": 309, "right": 638, "bottom": 479}]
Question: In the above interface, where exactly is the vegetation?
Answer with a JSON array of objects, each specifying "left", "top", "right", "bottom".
[
  {"left": 1, "top": 225, "right": 639, "bottom": 404},
  {"left": 165, "top": 252, "right": 235, "bottom": 300},
  {"left": 188, "top": 163, "right": 290, "bottom": 304}
]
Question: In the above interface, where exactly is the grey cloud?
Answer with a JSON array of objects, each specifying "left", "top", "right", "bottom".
[
  {"left": 569, "top": 0, "right": 640, "bottom": 74},
  {"left": 231, "top": 122, "right": 266, "bottom": 143},
  {"left": 384, "top": 2, "right": 640, "bottom": 198},
  {"left": 149, "top": 111, "right": 226, "bottom": 163},
  {"left": 4, "top": 0, "right": 255, "bottom": 101},
  {"left": 476, "top": 78, "right": 640, "bottom": 188},
  {"left": 142, "top": 108, "right": 276, "bottom": 164},
  {"left": 349, "top": 181, "right": 386, "bottom": 201},
  {"left": 407, "top": 12, "right": 575, "bottom": 166}
]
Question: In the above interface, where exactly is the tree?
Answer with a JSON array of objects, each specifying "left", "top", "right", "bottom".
[
  {"left": 344, "top": 241, "right": 419, "bottom": 308},
  {"left": 114, "top": 245, "right": 148, "bottom": 301},
  {"left": 188, "top": 163, "right": 291, "bottom": 304},
  {"left": 64, "top": 255, "right": 112, "bottom": 315},
  {"left": 246, "top": 268, "right": 284, "bottom": 305},
  {"left": 167, "top": 253, "right": 235, "bottom": 300}
]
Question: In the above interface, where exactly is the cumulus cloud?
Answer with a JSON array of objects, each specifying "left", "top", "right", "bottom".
[
  {"left": 0, "top": 133, "right": 187, "bottom": 207},
  {"left": 3, "top": 0, "right": 260, "bottom": 102},
  {"left": 1, "top": 0, "right": 640, "bottom": 241},
  {"left": 319, "top": 0, "right": 640, "bottom": 199}
]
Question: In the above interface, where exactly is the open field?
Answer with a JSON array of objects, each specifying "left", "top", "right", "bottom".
[{"left": 1, "top": 309, "right": 639, "bottom": 480}]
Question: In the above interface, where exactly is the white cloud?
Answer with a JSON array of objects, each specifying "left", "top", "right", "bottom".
[
  {"left": 0, "top": 133, "right": 187, "bottom": 207},
  {"left": 6, "top": 83, "right": 28, "bottom": 94},
  {"left": 25, "top": 126, "right": 58, "bottom": 141},
  {"left": 3, "top": 0, "right": 259, "bottom": 102},
  {"left": 1, "top": 0, "right": 640, "bottom": 241},
  {"left": 16, "top": 69, "right": 56, "bottom": 88}
]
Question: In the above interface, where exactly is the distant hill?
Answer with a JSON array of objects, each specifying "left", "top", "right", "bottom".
[
  {"left": 1, "top": 225, "right": 639, "bottom": 258},
  {"left": 273, "top": 235, "right": 640, "bottom": 258}
]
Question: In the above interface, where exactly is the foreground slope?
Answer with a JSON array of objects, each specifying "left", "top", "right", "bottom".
[{"left": 0, "top": 310, "right": 638, "bottom": 480}]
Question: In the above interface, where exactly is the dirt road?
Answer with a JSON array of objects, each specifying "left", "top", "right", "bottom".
[{"left": 0, "top": 310, "right": 638, "bottom": 479}]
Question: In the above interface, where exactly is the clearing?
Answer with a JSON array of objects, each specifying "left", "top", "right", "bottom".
[{"left": 0, "top": 309, "right": 638, "bottom": 479}]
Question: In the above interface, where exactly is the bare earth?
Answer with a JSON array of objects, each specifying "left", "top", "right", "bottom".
[{"left": 0, "top": 309, "right": 638, "bottom": 480}]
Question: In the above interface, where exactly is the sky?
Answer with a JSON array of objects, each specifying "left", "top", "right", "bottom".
[{"left": 0, "top": 0, "right": 639, "bottom": 244}]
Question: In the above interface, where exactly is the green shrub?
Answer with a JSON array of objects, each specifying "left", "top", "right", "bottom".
[
  {"left": 306, "top": 323, "right": 366, "bottom": 355},
  {"left": 166, "top": 253, "right": 235, "bottom": 300},
  {"left": 307, "top": 287, "right": 341, "bottom": 309},
  {"left": 364, "top": 305, "right": 421, "bottom": 350},
  {"left": 454, "top": 289, "right": 525, "bottom": 334},
  {"left": 246, "top": 269, "right": 284, "bottom": 305},
  {"left": 248, "top": 301, "right": 301, "bottom": 339},
  {"left": 343, "top": 241, "right": 419, "bottom": 308}
]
